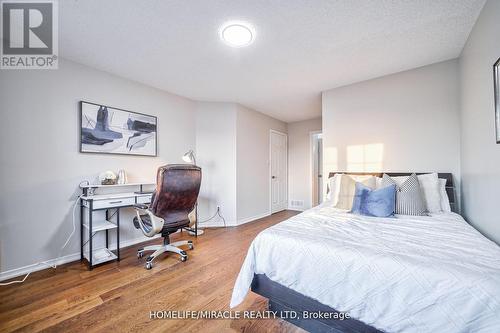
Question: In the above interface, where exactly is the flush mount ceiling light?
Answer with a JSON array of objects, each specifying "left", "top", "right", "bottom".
[{"left": 219, "top": 21, "right": 255, "bottom": 47}]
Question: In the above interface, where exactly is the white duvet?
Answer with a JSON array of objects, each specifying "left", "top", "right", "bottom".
[{"left": 230, "top": 205, "right": 500, "bottom": 332}]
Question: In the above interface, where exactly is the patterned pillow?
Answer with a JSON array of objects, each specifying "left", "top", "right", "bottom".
[
  {"left": 335, "top": 174, "right": 376, "bottom": 210},
  {"left": 351, "top": 182, "right": 396, "bottom": 217},
  {"left": 381, "top": 173, "right": 427, "bottom": 216}
]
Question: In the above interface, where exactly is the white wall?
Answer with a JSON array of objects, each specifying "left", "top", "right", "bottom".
[
  {"left": 195, "top": 102, "right": 237, "bottom": 226},
  {"left": 236, "top": 105, "right": 287, "bottom": 222},
  {"left": 322, "top": 60, "right": 461, "bottom": 203},
  {"left": 195, "top": 102, "right": 286, "bottom": 226},
  {"left": 287, "top": 117, "right": 322, "bottom": 210},
  {"left": 0, "top": 59, "right": 196, "bottom": 276},
  {"left": 459, "top": 0, "right": 500, "bottom": 244}
]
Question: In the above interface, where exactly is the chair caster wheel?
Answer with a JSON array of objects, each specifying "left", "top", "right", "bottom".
[
  {"left": 137, "top": 251, "right": 144, "bottom": 259},
  {"left": 180, "top": 256, "right": 188, "bottom": 262},
  {"left": 145, "top": 262, "right": 153, "bottom": 270},
  {"left": 188, "top": 244, "right": 194, "bottom": 250}
]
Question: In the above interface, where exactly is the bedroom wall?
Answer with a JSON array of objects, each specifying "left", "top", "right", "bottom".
[
  {"left": 459, "top": 0, "right": 500, "bottom": 244},
  {"left": 287, "top": 117, "right": 322, "bottom": 210},
  {"left": 322, "top": 60, "right": 461, "bottom": 201},
  {"left": 236, "top": 105, "right": 287, "bottom": 223},
  {"left": 195, "top": 102, "right": 238, "bottom": 226},
  {"left": 0, "top": 59, "right": 197, "bottom": 278},
  {"left": 195, "top": 103, "right": 286, "bottom": 226}
]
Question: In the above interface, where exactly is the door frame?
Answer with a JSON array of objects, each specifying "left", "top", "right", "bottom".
[
  {"left": 309, "top": 131, "right": 322, "bottom": 208},
  {"left": 269, "top": 129, "right": 288, "bottom": 214}
]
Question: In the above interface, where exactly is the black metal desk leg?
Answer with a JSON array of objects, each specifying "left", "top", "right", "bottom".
[
  {"left": 195, "top": 203, "right": 198, "bottom": 238},
  {"left": 89, "top": 200, "right": 93, "bottom": 270},
  {"left": 116, "top": 208, "right": 120, "bottom": 261},
  {"left": 105, "top": 210, "right": 109, "bottom": 249},
  {"left": 80, "top": 201, "right": 83, "bottom": 261}
]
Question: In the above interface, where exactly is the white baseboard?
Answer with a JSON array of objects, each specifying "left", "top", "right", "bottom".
[
  {"left": 287, "top": 206, "right": 306, "bottom": 211},
  {"left": 0, "top": 234, "right": 160, "bottom": 282},
  {"left": 237, "top": 211, "right": 271, "bottom": 225},
  {"left": 198, "top": 211, "right": 271, "bottom": 228},
  {"left": 200, "top": 221, "right": 236, "bottom": 228},
  {"left": 0, "top": 253, "right": 81, "bottom": 283}
]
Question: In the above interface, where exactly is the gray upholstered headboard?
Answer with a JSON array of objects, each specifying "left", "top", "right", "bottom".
[{"left": 327, "top": 172, "right": 457, "bottom": 213}]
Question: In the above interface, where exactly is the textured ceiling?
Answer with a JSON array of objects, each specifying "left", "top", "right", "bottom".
[{"left": 59, "top": 0, "right": 486, "bottom": 122}]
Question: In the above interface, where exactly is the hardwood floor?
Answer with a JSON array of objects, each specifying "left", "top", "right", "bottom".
[{"left": 0, "top": 210, "right": 304, "bottom": 333}]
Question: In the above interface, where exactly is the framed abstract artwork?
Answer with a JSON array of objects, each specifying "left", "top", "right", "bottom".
[
  {"left": 495, "top": 57, "right": 500, "bottom": 144},
  {"left": 80, "top": 101, "right": 157, "bottom": 156}
]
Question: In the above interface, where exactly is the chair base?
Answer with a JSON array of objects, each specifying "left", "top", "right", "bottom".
[
  {"left": 187, "top": 228, "right": 204, "bottom": 236},
  {"left": 137, "top": 240, "right": 193, "bottom": 269}
]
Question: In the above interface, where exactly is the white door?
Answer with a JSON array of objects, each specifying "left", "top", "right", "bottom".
[
  {"left": 270, "top": 130, "right": 287, "bottom": 213},
  {"left": 311, "top": 132, "right": 323, "bottom": 206},
  {"left": 317, "top": 137, "right": 323, "bottom": 203}
]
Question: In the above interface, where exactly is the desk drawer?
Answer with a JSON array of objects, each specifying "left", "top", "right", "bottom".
[
  {"left": 136, "top": 195, "right": 152, "bottom": 204},
  {"left": 93, "top": 197, "right": 135, "bottom": 209}
]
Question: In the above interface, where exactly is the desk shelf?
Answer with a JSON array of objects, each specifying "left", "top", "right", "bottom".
[
  {"left": 84, "top": 248, "right": 117, "bottom": 266},
  {"left": 83, "top": 219, "right": 117, "bottom": 232},
  {"left": 80, "top": 182, "right": 155, "bottom": 189}
]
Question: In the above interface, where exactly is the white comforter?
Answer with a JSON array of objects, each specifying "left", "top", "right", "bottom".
[{"left": 230, "top": 205, "right": 500, "bottom": 332}]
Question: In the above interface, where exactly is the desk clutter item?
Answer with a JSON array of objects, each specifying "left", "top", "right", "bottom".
[
  {"left": 117, "top": 169, "right": 127, "bottom": 184},
  {"left": 99, "top": 170, "right": 117, "bottom": 185}
]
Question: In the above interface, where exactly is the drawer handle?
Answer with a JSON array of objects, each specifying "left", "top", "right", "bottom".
[{"left": 109, "top": 200, "right": 123, "bottom": 204}]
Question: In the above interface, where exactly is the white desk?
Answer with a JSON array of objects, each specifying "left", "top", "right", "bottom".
[{"left": 80, "top": 182, "right": 155, "bottom": 270}]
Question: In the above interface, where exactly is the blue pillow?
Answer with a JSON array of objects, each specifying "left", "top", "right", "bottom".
[{"left": 350, "top": 182, "right": 396, "bottom": 217}]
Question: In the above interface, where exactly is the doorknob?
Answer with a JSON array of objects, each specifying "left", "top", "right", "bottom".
[{"left": 272, "top": 176, "right": 276, "bottom": 179}]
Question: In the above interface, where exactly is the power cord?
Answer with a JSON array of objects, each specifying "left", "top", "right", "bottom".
[
  {"left": 198, "top": 206, "right": 226, "bottom": 227},
  {"left": 0, "top": 182, "right": 89, "bottom": 286}
]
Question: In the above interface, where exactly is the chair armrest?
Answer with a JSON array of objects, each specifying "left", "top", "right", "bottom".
[
  {"left": 133, "top": 203, "right": 149, "bottom": 210},
  {"left": 132, "top": 205, "right": 164, "bottom": 237},
  {"left": 188, "top": 207, "right": 196, "bottom": 227}
]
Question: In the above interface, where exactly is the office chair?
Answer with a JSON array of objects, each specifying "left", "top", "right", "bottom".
[{"left": 133, "top": 164, "right": 201, "bottom": 269}]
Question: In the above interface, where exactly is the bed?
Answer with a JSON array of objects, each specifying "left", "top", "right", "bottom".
[{"left": 230, "top": 173, "right": 500, "bottom": 332}]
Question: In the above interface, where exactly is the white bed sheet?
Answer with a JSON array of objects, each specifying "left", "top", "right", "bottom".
[{"left": 230, "top": 205, "right": 500, "bottom": 332}]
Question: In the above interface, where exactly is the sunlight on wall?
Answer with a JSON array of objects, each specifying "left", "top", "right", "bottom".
[
  {"left": 324, "top": 146, "right": 338, "bottom": 175},
  {"left": 346, "top": 143, "right": 384, "bottom": 172}
]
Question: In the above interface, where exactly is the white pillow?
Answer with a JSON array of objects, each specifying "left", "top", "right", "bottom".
[
  {"left": 439, "top": 178, "right": 451, "bottom": 212},
  {"left": 417, "top": 173, "right": 442, "bottom": 213},
  {"left": 326, "top": 174, "right": 342, "bottom": 205},
  {"left": 390, "top": 173, "right": 441, "bottom": 213},
  {"left": 391, "top": 175, "right": 410, "bottom": 186},
  {"left": 350, "top": 174, "right": 377, "bottom": 183},
  {"left": 335, "top": 174, "right": 376, "bottom": 210}
]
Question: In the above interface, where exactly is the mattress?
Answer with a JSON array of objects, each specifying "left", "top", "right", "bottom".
[{"left": 230, "top": 204, "right": 500, "bottom": 332}]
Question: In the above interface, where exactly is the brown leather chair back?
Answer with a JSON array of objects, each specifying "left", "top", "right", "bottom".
[{"left": 151, "top": 164, "right": 201, "bottom": 229}]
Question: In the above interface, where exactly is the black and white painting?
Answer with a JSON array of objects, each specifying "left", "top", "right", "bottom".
[
  {"left": 495, "top": 58, "right": 500, "bottom": 144},
  {"left": 80, "top": 101, "right": 157, "bottom": 156}
]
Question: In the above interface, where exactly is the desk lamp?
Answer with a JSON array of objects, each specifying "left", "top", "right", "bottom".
[{"left": 182, "top": 150, "right": 203, "bottom": 235}]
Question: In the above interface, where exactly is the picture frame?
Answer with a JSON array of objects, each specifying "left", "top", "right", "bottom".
[
  {"left": 495, "top": 57, "right": 500, "bottom": 144},
  {"left": 79, "top": 101, "right": 158, "bottom": 156}
]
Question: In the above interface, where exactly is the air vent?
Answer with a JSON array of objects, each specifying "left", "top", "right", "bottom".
[{"left": 290, "top": 200, "right": 304, "bottom": 207}]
